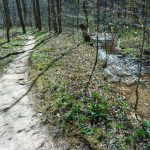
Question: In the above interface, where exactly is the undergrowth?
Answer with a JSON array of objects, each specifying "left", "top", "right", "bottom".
[
  {"left": 30, "top": 31, "right": 150, "bottom": 150},
  {"left": 119, "top": 28, "right": 150, "bottom": 58}
]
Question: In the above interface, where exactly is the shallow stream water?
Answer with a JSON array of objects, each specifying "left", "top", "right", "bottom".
[{"left": 92, "top": 33, "right": 150, "bottom": 84}]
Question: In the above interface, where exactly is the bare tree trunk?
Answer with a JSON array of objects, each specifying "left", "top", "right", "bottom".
[
  {"left": 85, "top": 0, "right": 100, "bottom": 92},
  {"left": 47, "top": 0, "right": 51, "bottom": 31},
  {"left": 0, "top": 5, "right": 5, "bottom": 27},
  {"left": 77, "top": 0, "right": 80, "bottom": 30},
  {"left": 33, "top": 0, "right": 38, "bottom": 28},
  {"left": 16, "top": 0, "right": 26, "bottom": 34},
  {"left": 83, "top": 0, "right": 88, "bottom": 28},
  {"left": 28, "top": 2, "right": 33, "bottom": 27},
  {"left": 2, "top": 0, "right": 10, "bottom": 42},
  {"left": 35, "top": 0, "right": 42, "bottom": 31},
  {"left": 56, "top": 0, "right": 62, "bottom": 33},
  {"left": 134, "top": 0, "right": 147, "bottom": 111},
  {"left": 5, "top": 0, "right": 12, "bottom": 27},
  {"left": 21, "top": 0, "right": 27, "bottom": 25},
  {"left": 51, "top": 0, "right": 58, "bottom": 33}
]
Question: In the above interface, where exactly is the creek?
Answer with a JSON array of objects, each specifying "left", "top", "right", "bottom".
[{"left": 92, "top": 33, "right": 150, "bottom": 85}]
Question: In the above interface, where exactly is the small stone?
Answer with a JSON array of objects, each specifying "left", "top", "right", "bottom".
[{"left": 37, "top": 113, "right": 43, "bottom": 117}]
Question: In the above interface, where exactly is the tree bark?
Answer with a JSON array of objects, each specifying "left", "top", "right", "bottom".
[
  {"left": 2, "top": 0, "right": 10, "bottom": 42},
  {"left": 47, "top": 0, "right": 51, "bottom": 31},
  {"left": 134, "top": 0, "right": 147, "bottom": 111},
  {"left": 36, "top": 0, "right": 42, "bottom": 31},
  {"left": 32, "top": 0, "right": 38, "bottom": 28},
  {"left": 56, "top": 0, "right": 62, "bottom": 33},
  {"left": 5, "top": 0, "right": 12, "bottom": 27},
  {"left": 77, "top": 0, "right": 80, "bottom": 30},
  {"left": 51, "top": 0, "right": 58, "bottom": 33},
  {"left": 21, "top": 0, "right": 27, "bottom": 25},
  {"left": 83, "top": 0, "right": 88, "bottom": 28},
  {"left": 35, "top": 0, "right": 42, "bottom": 31},
  {"left": 16, "top": 0, "right": 26, "bottom": 34}
]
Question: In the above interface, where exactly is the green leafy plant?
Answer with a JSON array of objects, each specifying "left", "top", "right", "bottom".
[
  {"left": 65, "top": 104, "right": 81, "bottom": 122},
  {"left": 87, "top": 100, "right": 110, "bottom": 125}
]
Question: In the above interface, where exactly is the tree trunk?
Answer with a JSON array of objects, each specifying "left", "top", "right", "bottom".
[
  {"left": 47, "top": 0, "right": 51, "bottom": 31},
  {"left": 77, "top": 0, "right": 80, "bottom": 30},
  {"left": 35, "top": 0, "right": 42, "bottom": 31},
  {"left": 56, "top": 0, "right": 62, "bottom": 33},
  {"left": 5, "top": 0, "right": 12, "bottom": 27},
  {"left": 16, "top": 0, "right": 26, "bottom": 34},
  {"left": 83, "top": 0, "right": 88, "bottom": 28},
  {"left": 134, "top": 0, "right": 147, "bottom": 111},
  {"left": 51, "top": 0, "right": 58, "bottom": 33},
  {"left": 2, "top": 0, "right": 10, "bottom": 42},
  {"left": 21, "top": 0, "right": 27, "bottom": 25},
  {"left": 33, "top": 0, "right": 38, "bottom": 28}
]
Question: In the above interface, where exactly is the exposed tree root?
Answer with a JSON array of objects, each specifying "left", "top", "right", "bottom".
[
  {"left": 0, "top": 34, "right": 59, "bottom": 60},
  {"left": 0, "top": 43, "right": 81, "bottom": 113},
  {"left": 0, "top": 51, "right": 25, "bottom": 60}
]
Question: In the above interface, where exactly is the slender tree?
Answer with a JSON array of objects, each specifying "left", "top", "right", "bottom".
[
  {"left": 85, "top": 0, "right": 100, "bottom": 92},
  {"left": 77, "top": 0, "right": 80, "bottom": 30},
  {"left": 83, "top": 0, "right": 88, "bottom": 28},
  {"left": 2, "top": 0, "right": 10, "bottom": 42},
  {"left": 51, "top": 0, "right": 58, "bottom": 33},
  {"left": 35, "top": 0, "right": 42, "bottom": 31},
  {"left": 56, "top": 0, "right": 62, "bottom": 33},
  {"left": 47, "top": 0, "right": 51, "bottom": 31},
  {"left": 134, "top": 0, "right": 147, "bottom": 111},
  {"left": 21, "top": 0, "right": 27, "bottom": 25},
  {"left": 16, "top": 0, "right": 26, "bottom": 34},
  {"left": 33, "top": 0, "right": 38, "bottom": 28},
  {"left": 6, "top": 0, "right": 12, "bottom": 27}
]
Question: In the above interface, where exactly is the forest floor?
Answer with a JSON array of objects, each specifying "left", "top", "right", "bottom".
[
  {"left": 29, "top": 30, "right": 149, "bottom": 149},
  {"left": 0, "top": 35, "right": 55, "bottom": 150},
  {"left": 0, "top": 29, "right": 149, "bottom": 150}
]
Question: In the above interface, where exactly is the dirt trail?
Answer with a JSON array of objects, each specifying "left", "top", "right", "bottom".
[{"left": 0, "top": 36, "right": 55, "bottom": 150}]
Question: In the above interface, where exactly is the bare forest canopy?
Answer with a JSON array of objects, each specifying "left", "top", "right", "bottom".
[{"left": 0, "top": 0, "right": 150, "bottom": 31}]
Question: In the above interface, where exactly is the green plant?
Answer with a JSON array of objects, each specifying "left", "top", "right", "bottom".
[
  {"left": 125, "top": 136, "right": 135, "bottom": 144},
  {"left": 87, "top": 100, "right": 110, "bottom": 125},
  {"left": 136, "top": 128, "right": 145, "bottom": 138},
  {"left": 143, "top": 120, "right": 150, "bottom": 128},
  {"left": 80, "top": 126, "right": 96, "bottom": 135},
  {"left": 92, "top": 92, "right": 102, "bottom": 100},
  {"left": 65, "top": 104, "right": 81, "bottom": 122}
]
